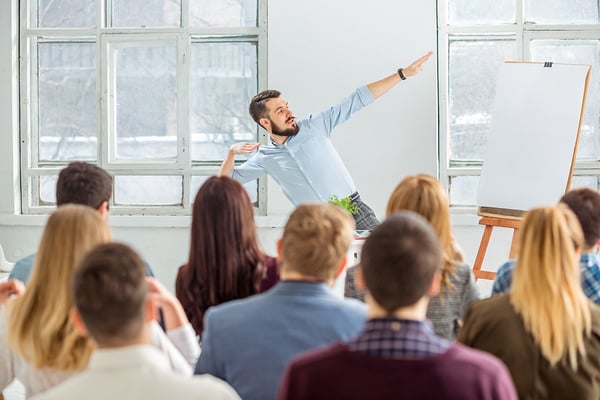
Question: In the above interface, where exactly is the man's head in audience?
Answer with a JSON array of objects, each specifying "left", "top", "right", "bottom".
[
  {"left": 560, "top": 188, "right": 600, "bottom": 252},
  {"left": 359, "top": 211, "right": 442, "bottom": 316},
  {"left": 278, "top": 203, "right": 355, "bottom": 284},
  {"left": 70, "top": 243, "right": 152, "bottom": 347},
  {"left": 57, "top": 161, "right": 113, "bottom": 217}
]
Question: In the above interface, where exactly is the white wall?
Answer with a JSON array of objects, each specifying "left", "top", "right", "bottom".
[{"left": 0, "top": 0, "right": 511, "bottom": 295}]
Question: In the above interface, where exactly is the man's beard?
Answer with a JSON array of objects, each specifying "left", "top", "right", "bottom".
[{"left": 271, "top": 119, "right": 299, "bottom": 137}]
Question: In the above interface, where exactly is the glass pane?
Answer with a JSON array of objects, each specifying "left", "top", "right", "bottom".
[
  {"left": 190, "top": 42, "right": 257, "bottom": 161},
  {"left": 115, "top": 45, "right": 177, "bottom": 160},
  {"left": 448, "top": 39, "right": 517, "bottom": 162},
  {"left": 449, "top": 175, "right": 480, "bottom": 207},
  {"left": 448, "top": 0, "right": 515, "bottom": 25},
  {"left": 34, "top": 0, "right": 95, "bottom": 28},
  {"left": 190, "top": 0, "right": 257, "bottom": 27},
  {"left": 114, "top": 176, "right": 182, "bottom": 205},
  {"left": 38, "top": 42, "right": 97, "bottom": 161},
  {"left": 571, "top": 176, "right": 600, "bottom": 191},
  {"left": 530, "top": 40, "right": 600, "bottom": 161},
  {"left": 38, "top": 175, "right": 58, "bottom": 205},
  {"left": 525, "top": 0, "right": 600, "bottom": 24},
  {"left": 112, "top": 0, "right": 181, "bottom": 28},
  {"left": 190, "top": 176, "right": 257, "bottom": 205}
]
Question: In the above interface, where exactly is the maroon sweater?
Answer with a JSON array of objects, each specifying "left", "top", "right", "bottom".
[
  {"left": 176, "top": 255, "right": 279, "bottom": 337},
  {"left": 277, "top": 343, "right": 517, "bottom": 400}
]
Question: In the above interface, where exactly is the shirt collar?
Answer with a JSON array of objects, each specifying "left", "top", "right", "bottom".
[
  {"left": 581, "top": 252, "right": 600, "bottom": 268},
  {"left": 87, "top": 345, "right": 169, "bottom": 372}
]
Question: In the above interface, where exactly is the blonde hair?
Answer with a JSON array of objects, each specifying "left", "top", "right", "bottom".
[
  {"left": 386, "top": 174, "right": 459, "bottom": 288},
  {"left": 282, "top": 203, "right": 355, "bottom": 280},
  {"left": 511, "top": 205, "right": 590, "bottom": 369},
  {"left": 7, "top": 205, "right": 112, "bottom": 371}
]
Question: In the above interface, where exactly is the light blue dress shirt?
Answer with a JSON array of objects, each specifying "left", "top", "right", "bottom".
[{"left": 232, "top": 85, "right": 374, "bottom": 205}]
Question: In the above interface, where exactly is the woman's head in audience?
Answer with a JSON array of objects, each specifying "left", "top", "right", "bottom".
[
  {"left": 7, "top": 204, "right": 112, "bottom": 371},
  {"left": 183, "top": 176, "right": 264, "bottom": 333},
  {"left": 512, "top": 205, "right": 589, "bottom": 369},
  {"left": 385, "top": 174, "right": 459, "bottom": 288}
]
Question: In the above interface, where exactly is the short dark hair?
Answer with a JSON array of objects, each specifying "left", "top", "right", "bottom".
[
  {"left": 560, "top": 187, "right": 600, "bottom": 249},
  {"left": 56, "top": 162, "right": 112, "bottom": 209},
  {"left": 72, "top": 243, "right": 147, "bottom": 346},
  {"left": 249, "top": 90, "right": 281, "bottom": 126},
  {"left": 361, "top": 211, "right": 442, "bottom": 312}
]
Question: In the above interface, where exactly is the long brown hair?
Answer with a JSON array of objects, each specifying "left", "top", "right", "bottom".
[
  {"left": 178, "top": 176, "right": 264, "bottom": 335},
  {"left": 386, "top": 174, "right": 459, "bottom": 288}
]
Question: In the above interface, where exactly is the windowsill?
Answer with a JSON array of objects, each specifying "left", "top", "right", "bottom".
[
  {"left": 0, "top": 209, "right": 480, "bottom": 229},
  {"left": 0, "top": 213, "right": 289, "bottom": 228}
]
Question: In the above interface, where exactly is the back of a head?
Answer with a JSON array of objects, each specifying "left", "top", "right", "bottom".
[
  {"left": 73, "top": 243, "right": 148, "bottom": 347},
  {"left": 560, "top": 187, "right": 600, "bottom": 250},
  {"left": 189, "top": 175, "right": 261, "bottom": 280},
  {"left": 7, "top": 204, "right": 112, "bottom": 370},
  {"left": 385, "top": 174, "right": 450, "bottom": 238},
  {"left": 56, "top": 161, "right": 112, "bottom": 209},
  {"left": 512, "top": 205, "right": 589, "bottom": 369},
  {"left": 185, "top": 176, "right": 263, "bottom": 333},
  {"left": 361, "top": 211, "right": 442, "bottom": 313},
  {"left": 249, "top": 89, "right": 281, "bottom": 125},
  {"left": 281, "top": 203, "right": 355, "bottom": 281},
  {"left": 386, "top": 174, "right": 455, "bottom": 287}
]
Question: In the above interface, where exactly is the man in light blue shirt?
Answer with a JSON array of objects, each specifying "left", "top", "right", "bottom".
[{"left": 219, "top": 52, "right": 433, "bottom": 230}]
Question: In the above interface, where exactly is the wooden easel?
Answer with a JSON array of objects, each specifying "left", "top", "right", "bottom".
[
  {"left": 472, "top": 215, "right": 521, "bottom": 281},
  {"left": 472, "top": 62, "right": 590, "bottom": 281}
]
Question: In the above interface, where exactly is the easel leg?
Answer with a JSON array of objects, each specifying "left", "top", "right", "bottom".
[
  {"left": 473, "top": 225, "right": 493, "bottom": 281},
  {"left": 509, "top": 228, "right": 519, "bottom": 259}
]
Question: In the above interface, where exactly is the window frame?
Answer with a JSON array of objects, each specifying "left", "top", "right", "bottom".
[
  {"left": 19, "top": 0, "right": 268, "bottom": 216},
  {"left": 438, "top": 0, "right": 600, "bottom": 210}
]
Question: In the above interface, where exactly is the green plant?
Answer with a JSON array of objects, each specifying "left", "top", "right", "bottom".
[{"left": 327, "top": 194, "right": 359, "bottom": 216}]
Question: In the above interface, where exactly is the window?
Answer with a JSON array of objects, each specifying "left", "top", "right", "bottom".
[
  {"left": 20, "top": 0, "right": 267, "bottom": 215},
  {"left": 439, "top": 0, "right": 600, "bottom": 208}
]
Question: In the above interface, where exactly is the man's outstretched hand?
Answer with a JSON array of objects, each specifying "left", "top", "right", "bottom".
[{"left": 402, "top": 51, "right": 433, "bottom": 78}]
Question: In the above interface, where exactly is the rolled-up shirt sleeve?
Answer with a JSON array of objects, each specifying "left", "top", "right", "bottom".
[{"left": 231, "top": 153, "right": 266, "bottom": 184}]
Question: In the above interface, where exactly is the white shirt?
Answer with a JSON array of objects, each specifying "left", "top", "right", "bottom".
[
  {"left": 30, "top": 346, "right": 239, "bottom": 400},
  {"left": 0, "top": 306, "right": 197, "bottom": 397}
]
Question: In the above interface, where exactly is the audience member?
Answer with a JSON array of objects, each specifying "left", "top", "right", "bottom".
[
  {"left": 493, "top": 187, "right": 600, "bottom": 302},
  {"left": 9, "top": 161, "right": 153, "bottom": 283},
  {"left": 176, "top": 176, "right": 278, "bottom": 337},
  {"left": 278, "top": 212, "right": 517, "bottom": 400},
  {"left": 459, "top": 206, "right": 600, "bottom": 399},
  {"left": 345, "top": 174, "right": 478, "bottom": 338},
  {"left": 31, "top": 243, "right": 239, "bottom": 400},
  {"left": 195, "top": 203, "right": 367, "bottom": 400},
  {"left": 0, "top": 206, "right": 192, "bottom": 397}
]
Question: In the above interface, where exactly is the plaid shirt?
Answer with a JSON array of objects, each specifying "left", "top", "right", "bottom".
[
  {"left": 347, "top": 318, "right": 451, "bottom": 359},
  {"left": 491, "top": 253, "right": 600, "bottom": 304}
]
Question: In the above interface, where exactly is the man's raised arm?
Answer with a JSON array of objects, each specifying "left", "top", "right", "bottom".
[
  {"left": 366, "top": 51, "right": 433, "bottom": 99},
  {"left": 218, "top": 142, "right": 260, "bottom": 176}
]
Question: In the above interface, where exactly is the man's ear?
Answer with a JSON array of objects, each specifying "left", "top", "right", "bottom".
[
  {"left": 333, "top": 257, "right": 348, "bottom": 280},
  {"left": 145, "top": 296, "right": 157, "bottom": 323},
  {"left": 355, "top": 265, "right": 366, "bottom": 290},
  {"left": 276, "top": 239, "right": 284, "bottom": 262},
  {"left": 428, "top": 271, "right": 442, "bottom": 298},
  {"left": 97, "top": 200, "right": 109, "bottom": 218},
  {"left": 259, "top": 117, "right": 271, "bottom": 132},
  {"left": 69, "top": 308, "right": 89, "bottom": 337}
]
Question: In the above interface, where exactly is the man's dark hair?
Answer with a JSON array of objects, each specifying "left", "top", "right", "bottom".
[
  {"left": 560, "top": 187, "right": 600, "bottom": 249},
  {"left": 56, "top": 162, "right": 112, "bottom": 209},
  {"left": 249, "top": 90, "right": 281, "bottom": 126},
  {"left": 361, "top": 211, "right": 442, "bottom": 313},
  {"left": 72, "top": 243, "right": 147, "bottom": 346}
]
